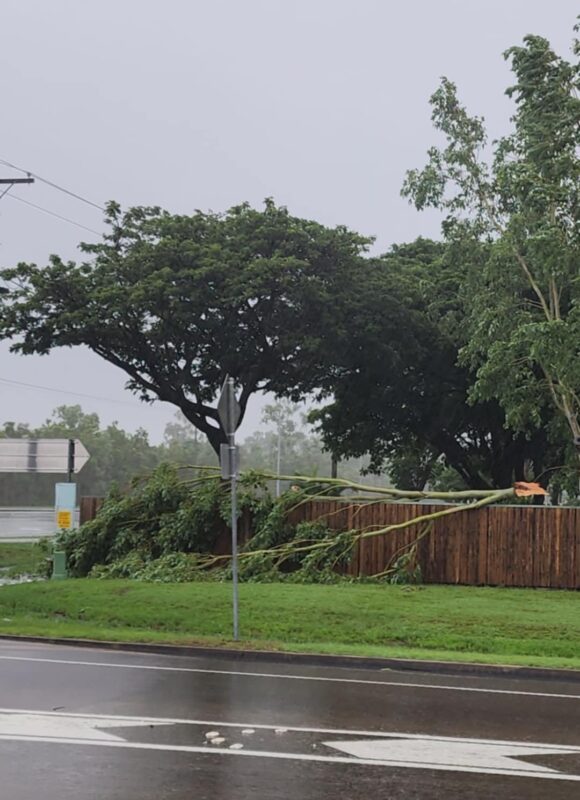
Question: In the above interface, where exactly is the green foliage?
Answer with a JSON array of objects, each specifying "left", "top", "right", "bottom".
[
  {"left": 0, "top": 200, "right": 372, "bottom": 454},
  {"left": 242, "top": 492, "right": 297, "bottom": 553},
  {"left": 60, "top": 463, "right": 362, "bottom": 583},
  {"left": 403, "top": 24, "right": 580, "bottom": 445},
  {"left": 388, "top": 547, "right": 422, "bottom": 585},
  {"left": 428, "top": 462, "right": 469, "bottom": 493},
  {"left": 59, "top": 465, "right": 234, "bottom": 577},
  {"left": 236, "top": 514, "right": 354, "bottom": 584},
  {"left": 289, "top": 529, "right": 355, "bottom": 584},
  {"left": 94, "top": 521, "right": 358, "bottom": 585},
  {"left": 91, "top": 553, "right": 218, "bottom": 582},
  {"left": 309, "top": 239, "right": 565, "bottom": 492}
]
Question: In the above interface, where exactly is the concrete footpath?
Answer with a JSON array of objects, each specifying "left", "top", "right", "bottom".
[{"left": 1, "top": 639, "right": 580, "bottom": 799}]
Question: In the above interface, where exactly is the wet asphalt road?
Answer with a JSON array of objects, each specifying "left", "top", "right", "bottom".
[{"left": 1, "top": 641, "right": 580, "bottom": 798}]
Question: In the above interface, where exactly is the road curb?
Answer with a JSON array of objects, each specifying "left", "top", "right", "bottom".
[{"left": 0, "top": 633, "right": 579, "bottom": 683}]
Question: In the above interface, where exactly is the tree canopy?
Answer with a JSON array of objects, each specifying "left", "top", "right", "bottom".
[
  {"left": 402, "top": 24, "right": 580, "bottom": 448},
  {"left": 0, "top": 200, "right": 378, "bottom": 454},
  {"left": 309, "top": 239, "right": 565, "bottom": 491}
]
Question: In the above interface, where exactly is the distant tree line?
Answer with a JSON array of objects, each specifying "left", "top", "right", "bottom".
[{"left": 0, "top": 403, "right": 373, "bottom": 505}]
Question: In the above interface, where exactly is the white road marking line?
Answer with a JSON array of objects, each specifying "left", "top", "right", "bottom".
[
  {"left": 0, "top": 711, "right": 169, "bottom": 742},
  {"left": 325, "top": 737, "right": 575, "bottom": 774},
  {"left": 0, "top": 731, "right": 578, "bottom": 783},
  {"left": 1, "top": 709, "right": 580, "bottom": 782},
  {"left": 1, "top": 708, "right": 579, "bottom": 753},
  {"left": 0, "top": 654, "right": 578, "bottom": 700}
]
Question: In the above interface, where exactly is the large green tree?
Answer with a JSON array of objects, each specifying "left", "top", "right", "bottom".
[
  {"left": 402, "top": 24, "right": 580, "bottom": 449},
  {"left": 309, "top": 239, "right": 564, "bottom": 490},
  {"left": 0, "top": 201, "right": 380, "bottom": 455}
]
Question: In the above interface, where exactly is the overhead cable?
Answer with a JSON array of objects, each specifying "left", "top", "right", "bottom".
[
  {"left": 8, "top": 194, "right": 102, "bottom": 237},
  {"left": 0, "top": 157, "right": 105, "bottom": 212}
]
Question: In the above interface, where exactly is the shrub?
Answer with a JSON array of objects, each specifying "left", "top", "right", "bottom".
[{"left": 59, "top": 465, "right": 269, "bottom": 576}]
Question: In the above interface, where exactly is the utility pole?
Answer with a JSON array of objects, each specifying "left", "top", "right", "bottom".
[
  {"left": 0, "top": 176, "right": 34, "bottom": 200},
  {"left": 0, "top": 178, "right": 34, "bottom": 184},
  {"left": 0, "top": 176, "right": 34, "bottom": 291}
]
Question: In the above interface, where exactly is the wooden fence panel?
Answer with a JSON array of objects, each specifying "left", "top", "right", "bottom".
[
  {"left": 79, "top": 496, "right": 104, "bottom": 526},
  {"left": 293, "top": 500, "right": 580, "bottom": 589}
]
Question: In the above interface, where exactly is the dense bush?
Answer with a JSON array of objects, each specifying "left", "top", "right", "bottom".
[
  {"left": 91, "top": 552, "right": 218, "bottom": 582},
  {"left": 59, "top": 465, "right": 272, "bottom": 577}
]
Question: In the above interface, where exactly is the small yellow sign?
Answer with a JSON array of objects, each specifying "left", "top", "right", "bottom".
[{"left": 56, "top": 510, "right": 73, "bottom": 529}]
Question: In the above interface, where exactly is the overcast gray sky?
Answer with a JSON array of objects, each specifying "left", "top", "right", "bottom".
[{"left": 0, "top": 0, "right": 577, "bottom": 442}]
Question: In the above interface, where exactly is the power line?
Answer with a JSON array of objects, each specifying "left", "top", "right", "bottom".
[
  {"left": 0, "top": 376, "right": 167, "bottom": 412},
  {"left": 0, "top": 157, "right": 105, "bottom": 212},
  {"left": 8, "top": 194, "right": 102, "bottom": 237}
]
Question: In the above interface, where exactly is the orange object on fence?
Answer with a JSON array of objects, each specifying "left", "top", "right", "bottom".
[{"left": 514, "top": 482, "right": 548, "bottom": 497}]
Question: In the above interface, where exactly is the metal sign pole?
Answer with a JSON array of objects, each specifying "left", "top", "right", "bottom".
[
  {"left": 228, "top": 377, "right": 240, "bottom": 641},
  {"left": 218, "top": 375, "right": 241, "bottom": 642},
  {"left": 67, "top": 439, "right": 75, "bottom": 483}
]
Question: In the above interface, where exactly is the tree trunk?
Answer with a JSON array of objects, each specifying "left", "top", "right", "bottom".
[
  {"left": 179, "top": 408, "right": 227, "bottom": 457},
  {"left": 204, "top": 425, "right": 228, "bottom": 457}
]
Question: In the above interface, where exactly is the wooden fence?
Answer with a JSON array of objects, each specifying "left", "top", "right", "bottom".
[
  {"left": 80, "top": 496, "right": 580, "bottom": 589},
  {"left": 289, "top": 500, "right": 580, "bottom": 589},
  {"left": 80, "top": 496, "right": 104, "bottom": 525}
]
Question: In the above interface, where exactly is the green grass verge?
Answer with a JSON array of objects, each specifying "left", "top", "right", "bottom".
[
  {"left": 1, "top": 580, "right": 580, "bottom": 671},
  {"left": 0, "top": 542, "right": 49, "bottom": 577}
]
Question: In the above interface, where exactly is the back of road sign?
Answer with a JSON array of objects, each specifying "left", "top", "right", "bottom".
[
  {"left": 0, "top": 439, "right": 90, "bottom": 474},
  {"left": 217, "top": 377, "right": 241, "bottom": 437}
]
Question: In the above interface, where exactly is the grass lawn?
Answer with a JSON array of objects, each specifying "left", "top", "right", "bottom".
[
  {"left": 0, "top": 580, "right": 580, "bottom": 670},
  {"left": 0, "top": 542, "right": 48, "bottom": 577}
]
